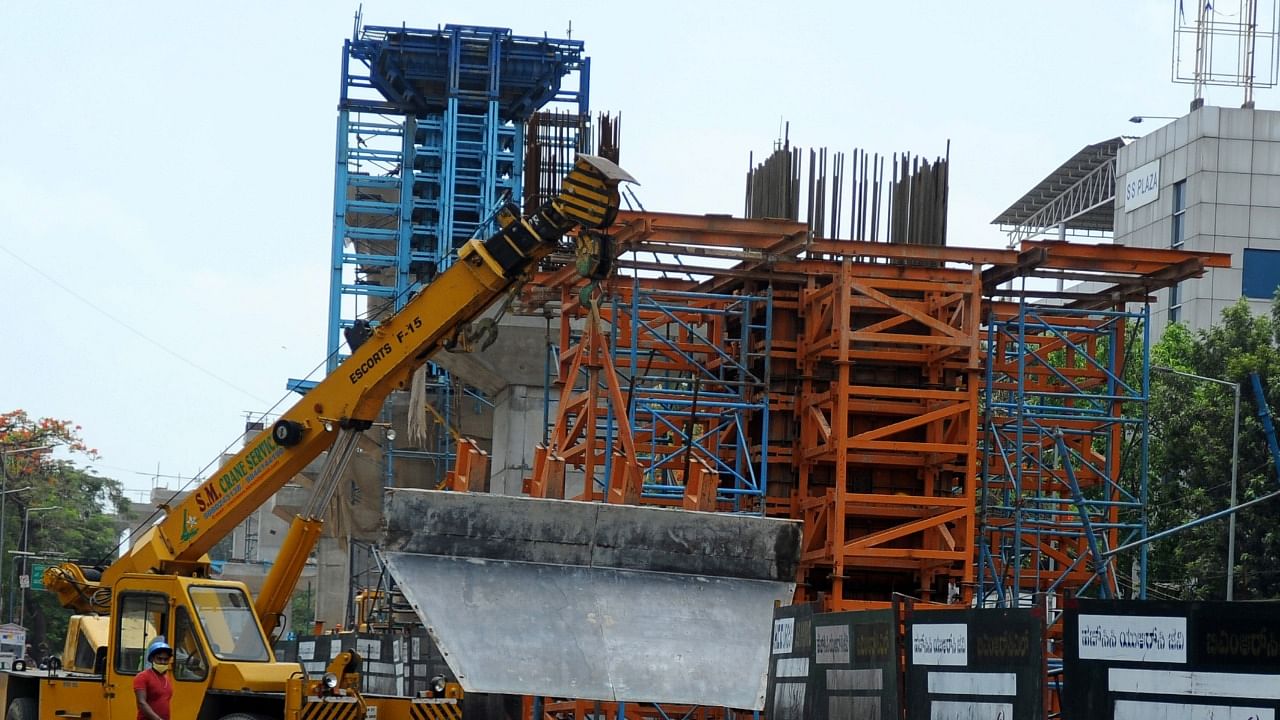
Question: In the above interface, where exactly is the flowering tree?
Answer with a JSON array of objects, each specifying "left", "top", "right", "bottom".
[{"left": 0, "top": 410, "right": 130, "bottom": 652}]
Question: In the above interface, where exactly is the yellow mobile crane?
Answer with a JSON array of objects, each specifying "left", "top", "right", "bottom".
[{"left": 1, "top": 156, "right": 633, "bottom": 720}]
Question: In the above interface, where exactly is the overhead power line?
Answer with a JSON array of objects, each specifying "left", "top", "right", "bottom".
[{"left": 0, "top": 242, "right": 270, "bottom": 405}]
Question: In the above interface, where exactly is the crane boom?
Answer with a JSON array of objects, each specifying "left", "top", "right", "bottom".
[{"left": 46, "top": 155, "right": 634, "bottom": 613}]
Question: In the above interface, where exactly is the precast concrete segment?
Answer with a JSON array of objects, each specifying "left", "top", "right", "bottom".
[
  {"left": 382, "top": 552, "right": 792, "bottom": 708},
  {"left": 381, "top": 489, "right": 802, "bottom": 708},
  {"left": 382, "top": 489, "right": 802, "bottom": 582}
]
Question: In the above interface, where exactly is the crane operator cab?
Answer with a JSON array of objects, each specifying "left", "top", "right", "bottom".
[{"left": 14, "top": 574, "right": 362, "bottom": 720}]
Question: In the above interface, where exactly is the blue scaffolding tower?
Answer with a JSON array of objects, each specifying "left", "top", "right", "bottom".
[
  {"left": 617, "top": 286, "right": 774, "bottom": 513},
  {"left": 306, "top": 20, "right": 588, "bottom": 479},
  {"left": 978, "top": 302, "right": 1151, "bottom": 612},
  {"left": 550, "top": 281, "right": 774, "bottom": 514}
]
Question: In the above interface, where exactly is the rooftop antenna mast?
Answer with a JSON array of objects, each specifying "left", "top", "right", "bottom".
[{"left": 1173, "top": 0, "right": 1280, "bottom": 109}]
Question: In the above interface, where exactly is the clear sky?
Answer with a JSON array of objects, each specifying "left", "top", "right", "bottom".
[{"left": 0, "top": 0, "right": 1260, "bottom": 500}]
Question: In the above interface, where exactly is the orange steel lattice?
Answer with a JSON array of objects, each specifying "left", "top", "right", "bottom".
[
  {"left": 520, "top": 214, "right": 1227, "bottom": 607},
  {"left": 530, "top": 276, "right": 773, "bottom": 512},
  {"left": 514, "top": 212, "right": 1227, "bottom": 716},
  {"left": 791, "top": 259, "right": 983, "bottom": 610}
]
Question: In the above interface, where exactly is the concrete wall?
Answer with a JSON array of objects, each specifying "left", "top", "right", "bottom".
[{"left": 1116, "top": 106, "right": 1280, "bottom": 337}]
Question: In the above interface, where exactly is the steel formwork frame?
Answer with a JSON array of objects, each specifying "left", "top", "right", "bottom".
[
  {"left": 978, "top": 302, "right": 1151, "bottom": 612},
  {"left": 514, "top": 211, "right": 1224, "bottom": 720},
  {"left": 792, "top": 261, "right": 983, "bottom": 610},
  {"left": 539, "top": 279, "right": 773, "bottom": 513},
  {"left": 330, "top": 22, "right": 587, "bottom": 370},
  {"left": 317, "top": 21, "right": 588, "bottom": 481}
]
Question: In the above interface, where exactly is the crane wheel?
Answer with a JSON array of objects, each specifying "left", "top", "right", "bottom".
[
  {"left": 272, "top": 420, "right": 305, "bottom": 447},
  {"left": 216, "top": 714, "right": 269, "bottom": 720},
  {"left": 6, "top": 698, "right": 36, "bottom": 720}
]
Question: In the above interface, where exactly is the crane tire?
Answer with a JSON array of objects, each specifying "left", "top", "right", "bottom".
[
  {"left": 217, "top": 714, "right": 268, "bottom": 720},
  {"left": 7, "top": 698, "right": 37, "bottom": 720}
]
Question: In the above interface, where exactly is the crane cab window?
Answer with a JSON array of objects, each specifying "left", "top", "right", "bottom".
[
  {"left": 173, "top": 607, "right": 208, "bottom": 681},
  {"left": 114, "top": 593, "right": 168, "bottom": 675},
  {"left": 188, "top": 586, "right": 269, "bottom": 662}
]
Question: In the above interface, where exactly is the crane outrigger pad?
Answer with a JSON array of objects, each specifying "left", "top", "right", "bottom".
[{"left": 381, "top": 489, "right": 802, "bottom": 709}]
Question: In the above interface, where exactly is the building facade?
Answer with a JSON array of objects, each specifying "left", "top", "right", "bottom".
[{"left": 1116, "top": 106, "right": 1280, "bottom": 336}]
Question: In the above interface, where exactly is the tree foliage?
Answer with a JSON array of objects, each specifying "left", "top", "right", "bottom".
[
  {"left": 1147, "top": 299, "right": 1280, "bottom": 599},
  {"left": 0, "top": 410, "right": 131, "bottom": 652}
]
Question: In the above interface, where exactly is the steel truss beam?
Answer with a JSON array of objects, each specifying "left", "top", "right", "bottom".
[{"left": 1005, "top": 159, "right": 1117, "bottom": 247}]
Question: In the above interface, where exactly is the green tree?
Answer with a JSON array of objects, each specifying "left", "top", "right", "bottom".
[
  {"left": 0, "top": 410, "right": 131, "bottom": 652},
  {"left": 289, "top": 585, "right": 315, "bottom": 637},
  {"left": 1147, "top": 299, "right": 1280, "bottom": 599}
]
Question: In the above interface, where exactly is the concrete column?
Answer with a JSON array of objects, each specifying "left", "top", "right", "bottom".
[
  {"left": 489, "top": 384, "right": 549, "bottom": 495},
  {"left": 313, "top": 535, "right": 350, "bottom": 630}
]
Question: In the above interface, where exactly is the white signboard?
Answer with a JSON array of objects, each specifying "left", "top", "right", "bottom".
[
  {"left": 1124, "top": 160, "right": 1161, "bottom": 211},
  {"left": 775, "top": 657, "right": 810, "bottom": 678},
  {"left": 912, "top": 623, "right": 969, "bottom": 666},
  {"left": 1077, "top": 614, "right": 1188, "bottom": 664},
  {"left": 772, "top": 617, "right": 795, "bottom": 655},
  {"left": 1115, "top": 700, "right": 1274, "bottom": 720},
  {"left": 815, "top": 624, "right": 850, "bottom": 665},
  {"left": 930, "top": 700, "right": 1014, "bottom": 720},
  {"left": 772, "top": 682, "right": 805, "bottom": 720}
]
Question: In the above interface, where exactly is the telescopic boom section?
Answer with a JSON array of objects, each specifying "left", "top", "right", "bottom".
[{"left": 46, "top": 156, "right": 633, "bottom": 613}]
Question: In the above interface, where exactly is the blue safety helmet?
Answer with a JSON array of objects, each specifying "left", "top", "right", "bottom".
[{"left": 147, "top": 638, "right": 172, "bottom": 662}]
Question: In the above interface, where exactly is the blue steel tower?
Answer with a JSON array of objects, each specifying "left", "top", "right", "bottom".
[{"left": 312, "top": 19, "right": 589, "bottom": 479}]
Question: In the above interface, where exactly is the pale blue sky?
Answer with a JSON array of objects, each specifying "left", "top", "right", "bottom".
[{"left": 0, "top": 1, "right": 1251, "bottom": 499}]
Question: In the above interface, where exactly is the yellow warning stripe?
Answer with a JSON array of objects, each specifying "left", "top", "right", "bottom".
[
  {"left": 410, "top": 699, "right": 462, "bottom": 720},
  {"left": 556, "top": 165, "right": 615, "bottom": 226},
  {"left": 301, "top": 697, "right": 362, "bottom": 720}
]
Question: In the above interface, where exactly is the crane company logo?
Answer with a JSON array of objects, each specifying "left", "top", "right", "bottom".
[
  {"left": 349, "top": 342, "right": 395, "bottom": 384},
  {"left": 186, "top": 435, "right": 285, "bottom": 533},
  {"left": 180, "top": 508, "right": 199, "bottom": 542}
]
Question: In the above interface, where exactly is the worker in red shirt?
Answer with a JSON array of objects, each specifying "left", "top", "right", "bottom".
[{"left": 134, "top": 639, "right": 173, "bottom": 720}]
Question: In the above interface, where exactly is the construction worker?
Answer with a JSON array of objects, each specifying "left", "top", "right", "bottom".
[{"left": 134, "top": 638, "right": 173, "bottom": 720}]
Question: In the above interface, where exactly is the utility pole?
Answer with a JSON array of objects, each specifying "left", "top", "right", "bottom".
[
  {"left": 0, "top": 445, "right": 49, "bottom": 623},
  {"left": 18, "top": 506, "right": 60, "bottom": 626},
  {"left": 1152, "top": 367, "right": 1241, "bottom": 600}
]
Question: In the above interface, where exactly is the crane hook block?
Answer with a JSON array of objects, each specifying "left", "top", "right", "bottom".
[{"left": 272, "top": 419, "right": 305, "bottom": 447}]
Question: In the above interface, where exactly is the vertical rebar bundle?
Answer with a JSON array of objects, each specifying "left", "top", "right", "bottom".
[
  {"left": 745, "top": 134, "right": 950, "bottom": 246},
  {"left": 523, "top": 111, "right": 621, "bottom": 209},
  {"left": 744, "top": 125, "right": 802, "bottom": 221},
  {"left": 596, "top": 112, "right": 621, "bottom": 164}
]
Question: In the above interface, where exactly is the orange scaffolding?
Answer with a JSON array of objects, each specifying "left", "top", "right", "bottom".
[
  {"left": 792, "top": 258, "right": 983, "bottom": 610},
  {"left": 512, "top": 212, "right": 1228, "bottom": 718}
]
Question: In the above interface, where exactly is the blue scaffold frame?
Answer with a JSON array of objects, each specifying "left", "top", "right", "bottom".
[
  {"left": 592, "top": 280, "right": 774, "bottom": 514},
  {"left": 296, "top": 20, "right": 589, "bottom": 483},
  {"left": 978, "top": 301, "right": 1151, "bottom": 611}
]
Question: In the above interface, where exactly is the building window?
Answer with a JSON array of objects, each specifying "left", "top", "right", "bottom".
[
  {"left": 1169, "top": 283, "right": 1181, "bottom": 324},
  {"left": 1243, "top": 248, "right": 1280, "bottom": 299},
  {"left": 1171, "top": 180, "right": 1187, "bottom": 248}
]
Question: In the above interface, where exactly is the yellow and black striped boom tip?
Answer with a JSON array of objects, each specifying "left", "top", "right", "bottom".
[{"left": 555, "top": 155, "right": 636, "bottom": 229}]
